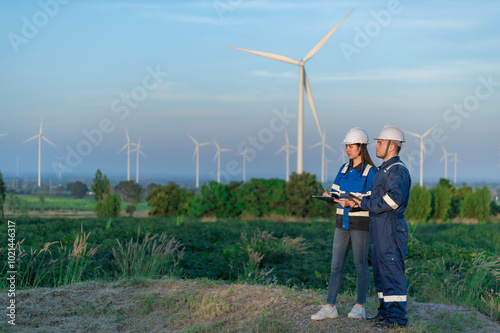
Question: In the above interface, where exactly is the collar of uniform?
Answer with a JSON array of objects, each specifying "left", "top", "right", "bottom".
[
  {"left": 348, "top": 160, "right": 363, "bottom": 173},
  {"left": 379, "top": 156, "right": 401, "bottom": 170}
]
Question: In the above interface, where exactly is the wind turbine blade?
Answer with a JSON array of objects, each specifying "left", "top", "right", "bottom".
[
  {"left": 405, "top": 131, "right": 421, "bottom": 138},
  {"left": 213, "top": 151, "right": 219, "bottom": 162},
  {"left": 308, "top": 142, "right": 322, "bottom": 149},
  {"left": 187, "top": 132, "right": 197, "bottom": 145},
  {"left": 302, "top": 8, "right": 354, "bottom": 62},
  {"left": 0, "top": 133, "right": 8, "bottom": 137},
  {"left": 39, "top": 119, "right": 43, "bottom": 134},
  {"left": 23, "top": 135, "right": 39, "bottom": 143},
  {"left": 41, "top": 136, "right": 56, "bottom": 147},
  {"left": 441, "top": 145, "right": 447, "bottom": 155},
  {"left": 221, "top": 148, "right": 232, "bottom": 152},
  {"left": 285, "top": 130, "right": 289, "bottom": 145},
  {"left": 422, "top": 124, "right": 438, "bottom": 138},
  {"left": 227, "top": 46, "right": 300, "bottom": 65},
  {"left": 118, "top": 143, "right": 128, "bottom": 154},
  {"left": 212, "top": 138, "right": 220, "bottom": 150},
  {"left": 139, "top": 151, "right": 147, "bottom": 158},
  {"left": 200, "top": 142, "right": 211, "bottom": 147},
  {"left": 276, "top": 146, "right": 286, "bottom": 155},
  {"left": 125, "top": 129, "right": 130, "bottom": 142},
  {"left": 192, "top": 147, "right": 198, "bottom": 160},
  {"left": 303, "top": 71, "right": 322, "bottom": 137},
  {"left": 325, "top": 144, "right": 336, "bottom": 153}
]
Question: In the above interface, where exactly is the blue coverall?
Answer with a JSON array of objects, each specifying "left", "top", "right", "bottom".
[{"left": 360, "top": 156, "right": 411, "bottom": 326}]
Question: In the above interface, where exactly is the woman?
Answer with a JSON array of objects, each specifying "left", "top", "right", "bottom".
[{"left": 311, "top": 127, "right": 377, "bottom": 320}]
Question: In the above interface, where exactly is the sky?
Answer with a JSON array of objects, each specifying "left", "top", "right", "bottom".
[{"left": 1, "top": 0, "right": 499, "bottom": 186}]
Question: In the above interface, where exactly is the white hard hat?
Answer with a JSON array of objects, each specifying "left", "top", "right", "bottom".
[
  {"left": 342, "top": 127, "right": 370, "bottom": 144},
  {"left": 374, "top": 125, "right": 405, "bottom": 142}
]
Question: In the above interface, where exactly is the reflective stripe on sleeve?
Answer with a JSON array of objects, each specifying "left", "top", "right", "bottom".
[
  {"left": 349, "top": 211, "right": 369, "bottom": 217},
  {"left": 378, "top": 292, "right": 383, "bottom": 299},
  {"left": 336, "top": 208, "right": 343, "bottom": 215},
  {"left": 383, "top": 194, "right": 399, "bottom": 209},
  {"left": 331, "top": 184, "right": 340, "bottom": 192},
  {"left": 384, "top": 295, "right": 407, "bottom": 302}
]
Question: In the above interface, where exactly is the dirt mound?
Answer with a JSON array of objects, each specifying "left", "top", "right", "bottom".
[{"left": 1, "top": 279, "right": 498, "bottom": 332}]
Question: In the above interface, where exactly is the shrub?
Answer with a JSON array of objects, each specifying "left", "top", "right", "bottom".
[
  {"left": 96, "top": 194, "right": 121, "bottom": 218},
  {"left": 406, "top": 185, "right": 432, "bottom": 222}
]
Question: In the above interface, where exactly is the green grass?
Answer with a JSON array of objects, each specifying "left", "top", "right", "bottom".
[{"left": 13, "top": 195, "right": 150, "bottom": 213}]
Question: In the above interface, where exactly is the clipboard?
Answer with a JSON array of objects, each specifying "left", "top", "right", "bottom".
[
  {"left": 339, "top": 193, "right": 361, "bottom": 201},
  {"left": 312, "top": 195, "right": 336, "bottom": 203}
]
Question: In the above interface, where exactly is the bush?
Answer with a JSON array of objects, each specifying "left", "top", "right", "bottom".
[
  {"left": 460, "top": 187, "right": 491, "bottom": 221},
  {"left": 148, "top": 182, "right": 194, "bottom": 217},
  {"left": 188, "top": 181, "right": 240, "bottom": 217},
  {"left": 285, "top": 172, "right": 318, "bottom": 218},
  {"left": 432, "top": 179, "right": 452, "bottom": 221},
  {"left": 406, "top": 185, "right": 432, "bottom": 222},
  {"left": 96, "top": 194, "right": 121, "bottom": 218}
]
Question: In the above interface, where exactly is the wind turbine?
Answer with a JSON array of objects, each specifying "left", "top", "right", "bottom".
[
  {"left": 440, "top": 145, "right": 454, "bottom": 179},
  {"left": 276, "top": 130, "right": 297, "bottom": 181},
  {"left": 23, "top": 119, "right": 55, "bottom": 187},
  {"left": 131, "top": 138, "right": 147, "bottom": 184},
  {"left": 338, "top": 143, "right": 347, "bottom": 164},
  {"left": 118, "top": 129, "right": 133, "bottom": 181},
  {"left": 0, "top": 133, "right": 7, "bottom": 138},
  {"left": 308, "top": 127, "right": 335, "bottom": 183},
  {"left": 188, "top": 133, "right": 211, "bottom": 188},
  {"left": 237, "top": 145, "right": 250, "bottom": 182},
  {"left": 405, "top": 154, "right": 414, "bottom": 175},
  {"left": 55, "top": 156, "right": 64, "bottom": 181},
  {"left": 228, "top": 9, "right": 353, "bottom": 174},
  {"left": 405, "top": 124, "right": 438, "bottom": 187},
  {"left": 212, "top": 139, "right": 232, "bottom": 183},
  {"left": 451, "top": 151, "right": 461, "bottom": 184}
]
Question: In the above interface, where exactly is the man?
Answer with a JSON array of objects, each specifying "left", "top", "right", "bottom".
[{"left": 351, "top": 125, "right": 411, "bottom": 328}]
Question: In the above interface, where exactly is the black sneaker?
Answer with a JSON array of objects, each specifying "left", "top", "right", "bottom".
[
  {"left": 366, "top": 314, "right": 385, "bottom": 322},
  {"left": 374, "top": 319, "right": 406, "bottom": 328}
]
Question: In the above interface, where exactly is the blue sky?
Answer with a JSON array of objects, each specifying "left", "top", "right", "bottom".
[{"left": 1, "top": 0, "right": 499, "bottom": 185}]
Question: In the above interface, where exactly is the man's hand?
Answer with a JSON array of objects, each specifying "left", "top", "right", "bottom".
[{"left": 334, "top": 198, "right": 355, "bottom": 208}]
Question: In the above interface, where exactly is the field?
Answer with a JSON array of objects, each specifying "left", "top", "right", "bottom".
[{"left": 1, "top": 216, "right": 499, "bottom": 332}]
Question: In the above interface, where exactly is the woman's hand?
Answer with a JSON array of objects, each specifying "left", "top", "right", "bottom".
[
  {"left": 334, "top": 198, "right": 353, "bottom": 208},
  {"left": 323, "top": 191, "right": 331, "bottom": 197}
]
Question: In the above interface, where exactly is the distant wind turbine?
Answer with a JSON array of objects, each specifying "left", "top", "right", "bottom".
[
  {"left": 405, "top": 154, "right": 414, "bottom": 175},
  {"left": 276, "top": 130, "right": 296, "bottom": 182},
  {"left": 338, "top": 144, "right": 347, "bottom": 165},
  {"left": 0, "top": 133, "right": 7, "bottom": 138},
  {"left": 118, "top": 129, "right": 133, "bottom": 181},
  {"left": 237, "top": 145, "right": 250, "bottom": 182},
  {"left": 228, "top": 9, "right": 353, "bottom": 174},
  {"left": 55, "top": 156, "right": 64, "bottom": 181},
  {"left": 405, "top": 124, "right": 438, "bottom": 187},
  {"left": 23, "top": 119, "right": 55, "bottom": 187},
  {"left": 131, "top": 138, "right": 147, "bottom": 184},
  {"left": 451, "top": 151, "right": 461, "bottom": 184},
  {"left": 188, "top": 133, "right": 211, "bottom": 188},
  {"left": 212, "top": 139, "right": 232, "bottom": 183},
  {"left": 308, "top": 127, "right": 335, "bottom": 183},
  {"left": 440, "top": 145, "right": 454, "bottom": 179}
]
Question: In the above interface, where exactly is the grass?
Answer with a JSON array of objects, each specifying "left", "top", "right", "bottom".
[{"left": 1, "top": 278, "right": 498, "bottom": 333}]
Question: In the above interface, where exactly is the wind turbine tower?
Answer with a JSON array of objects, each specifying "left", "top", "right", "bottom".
[
  {"left": 118, "top": 129, "right": 133, "bottom": 181},
  {"left": 440, "top": 145, "right": 454, "bottom": 179},
  {"left": 237, "top": 145, "right": 250, "bottom": 182},
  {"left": 212, "top": 139, "right": 232, "bottom": 183},
  {"left": 131, "top": 138, "right": 147, "bottom": 184},
  {"left": 452, "top": 152, "right": 461, "bottom": 184},
  {"left": 309, "top": 127, "right": 335, "bottom": 183},
  {"left": 276, "top": 130, "right": 296, "bottom": 182},
  {"left": 405, "top": 124, "right": 437, "bottom": 187},
  {"left": 23, "top": 119, "right": 55, "bottom": 187},
  {"left": 228, "top": 9, "right": 353, "bottom": 174},
  {"left": 188, "top": 133, "right": 211, "bottom": 188}
]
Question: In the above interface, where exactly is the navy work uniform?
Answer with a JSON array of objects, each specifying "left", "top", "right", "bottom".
[{"left": 359, "top": 156, "right": 411, "bottom": 326}]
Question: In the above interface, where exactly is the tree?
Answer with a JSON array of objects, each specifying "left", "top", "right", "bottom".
[
  {"left": 91, "top": 169, "right": 110, "bottom": 203},
  {"left": 460, "top": 187, "right": 491, "bottom": 221},
  {"left": 5, "top": 194, "right": 20, "bottom": 214},
  {"left": 432, "top": 179, "right": 452, "bottom": 221},
  {"left": 405, "top": 185, "right": 432, "bottom": 222},
  {"left": 188, "top": 181, "right": 239, "bottom": 218},
  {"left": 236, "top": 178, "right": 287, "bottom": 217},
  {"left": 148, "top": 182, "right": 195, "bottom": 217},
  {"left": 68, "top": 181, "right": 88, "bottom": 199},
  {"left": 115, "top": 181, "right": 143, "bottom": 204},
  {"left": 97, "top": 194, "right": 121, "bottom": 218},
  {"left": 285, "top": 172, "right": 318, "bottom": 218},
  {"left": 39, "top": 194, "right": 45, "bottom": 213},
  {"left": 0, "top": 171, "right": 5, "bottom": 218}
]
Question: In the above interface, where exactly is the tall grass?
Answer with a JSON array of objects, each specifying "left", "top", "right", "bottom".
[
  {"left": 112, "top": 227, "right": 184, "bottom": 279},
  {"left": 7, "top": 225, "right": 98, "bottom": 288}
]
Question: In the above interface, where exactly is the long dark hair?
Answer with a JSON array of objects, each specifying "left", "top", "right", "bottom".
[{"left": 350, "top": 144, "right": 378, "bottom": 172}]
